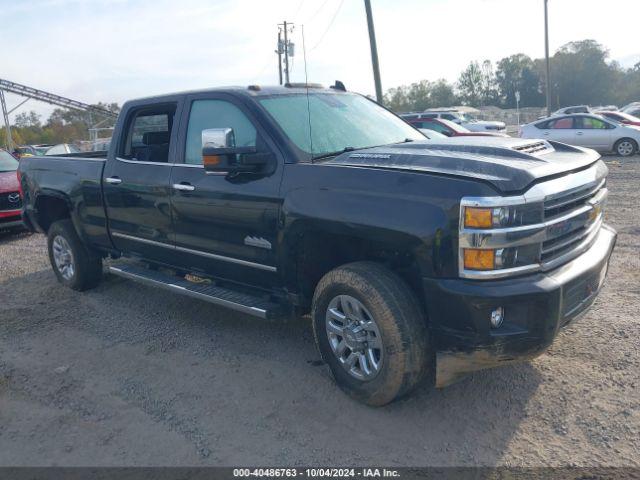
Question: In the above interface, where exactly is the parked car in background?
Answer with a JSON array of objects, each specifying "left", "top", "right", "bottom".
[
  {"left": 403, "top": 110, "right": 506, "bottom": 133},
  {"left": 596, "top": 110, "right": 640, "bottom": 127},
  {"left": 622, "top": 105, "right": 640, "bottom": 118},
  {"left": 552, "top": 105, "right": 591, "bottom": 116},
  {"left": 14, "top": 145, "right": 37, "bottom": 158},
  {"left": 620, "top": 101, "right": 640, "bottom": 112},
  {"left": 403, "top": 116, "right": 507, "bottom": 137},
  {"left": 0, "top": 148, "right": 23, "bottom": 231},
  {"left": 417, "top": 128, "right": 448, "bottom": 138},
  {"left": 520, "top": 113, "right": 640, "bottom": 156},
  {"left": 32, "top": 144, "right": 54, "bottom": 155},
  {"left": 45, "top": 144, "right": 81, "bottom": 156}
]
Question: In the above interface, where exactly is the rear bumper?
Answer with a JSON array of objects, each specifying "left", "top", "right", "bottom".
[{"left": 424, "top": 224, "right": 617, "bottom": 387}]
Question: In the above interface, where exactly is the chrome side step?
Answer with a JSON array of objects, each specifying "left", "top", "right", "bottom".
[{"left": 108, "top": 264, "right": 284, "bottom": 320}]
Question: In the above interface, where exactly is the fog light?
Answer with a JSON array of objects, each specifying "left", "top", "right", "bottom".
[{"left": 490, "top": 307, "right": 504, "bottom": 329}]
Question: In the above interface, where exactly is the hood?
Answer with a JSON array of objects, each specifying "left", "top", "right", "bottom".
[
  {"left": 0, "top": 170, "right": 19, "bottom": 192},
  {"left": 324, "top": 137, "right": 601, "bottom": 194}
]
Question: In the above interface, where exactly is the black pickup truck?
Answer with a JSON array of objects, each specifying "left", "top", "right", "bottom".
[{"left": 19, "top": 84, "right": 616, "bottom": 405}]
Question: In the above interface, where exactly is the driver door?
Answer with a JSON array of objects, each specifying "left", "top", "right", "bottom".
[{"left": 168, "top": 94, "right": 284, "bottom": 287}]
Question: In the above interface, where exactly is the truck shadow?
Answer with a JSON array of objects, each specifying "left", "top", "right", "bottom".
[{"left": 1, "top": 269, "right": 542, "bottom": 466}]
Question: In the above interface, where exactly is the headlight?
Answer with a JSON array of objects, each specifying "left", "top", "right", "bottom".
[{"left": 463, "top": 207, "right": 513, "bottom": 228}]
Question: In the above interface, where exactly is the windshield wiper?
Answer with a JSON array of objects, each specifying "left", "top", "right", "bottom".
[{"left": 312, "top": 146, "right": 355, "bottom": 161}]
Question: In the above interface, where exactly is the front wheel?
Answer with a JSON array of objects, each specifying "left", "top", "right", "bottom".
[
  {"left": 614, "top": 138, "right": 638, "bottom": 157},
  {"left": 311, "top": 262, "right": 432, "bottom": 406},
  {"left": 47, "top": 219, "right": 103, "bottom": 291}
]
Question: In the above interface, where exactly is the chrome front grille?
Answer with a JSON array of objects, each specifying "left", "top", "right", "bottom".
[{"left": 540, "top": 182, "right": 607, "bottom": 268}]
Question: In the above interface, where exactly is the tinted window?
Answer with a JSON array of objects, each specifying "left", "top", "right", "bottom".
[
  {"left": 421, "top": 113, "right": 437, "bottom": 119},
  {"left": 0, "top": 150, "right": 18, "bottom": 172},
  {"left": 184, "top": 100, "right": 257, "bottom": 165},
  {"left": 441, "top": 113, "right": 456, "bottom": 120},
  {"left": 551, "top": 117, "right": 574, "bottom": 129}
]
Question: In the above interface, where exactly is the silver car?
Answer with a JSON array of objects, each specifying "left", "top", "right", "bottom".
[{"left": 520, "top": 114, "right": 640, "bottom": 157}]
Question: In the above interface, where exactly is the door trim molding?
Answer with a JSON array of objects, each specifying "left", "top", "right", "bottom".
[{"left": 111, "top": 232, "right": 277, "bottom": 272}]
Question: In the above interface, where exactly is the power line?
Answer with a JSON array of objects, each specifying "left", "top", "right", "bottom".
[
  {"left": 310, "top": 0, "right": 345, "bottom": 51},
  {"left": 303, "top": 0, "right": 330, "bottom": 24},
  {"left": 293, "top": 0, "right": 306, "bottom": 19}
]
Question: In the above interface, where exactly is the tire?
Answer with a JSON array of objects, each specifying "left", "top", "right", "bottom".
[
  {"left": 614, "top": 138, "right": 637, "bottom": 157},
  {"left": 311, "top": 261, "right": 432, "bottom": 406},
  {"left": 47, "top": 219, "right": 103, "bottom": 291}
]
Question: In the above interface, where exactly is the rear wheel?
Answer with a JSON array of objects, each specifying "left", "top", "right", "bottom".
[
  {"left": 614, "top": 138, "right": 637, "bottom": 157},
  {"left": 311, "top": 262, "right": 432, "bottom": 406},
  {"left": 47, "top": 219, "right": 103, "bottom": 291}
]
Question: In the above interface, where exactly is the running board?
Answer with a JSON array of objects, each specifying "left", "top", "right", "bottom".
[{"left": 108, "top": 264, "right": 285, "bottom": 320}]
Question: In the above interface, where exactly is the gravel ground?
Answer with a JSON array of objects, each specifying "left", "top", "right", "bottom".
[{"left": 0, "top": 157, "right": 638, "bottom": 467}]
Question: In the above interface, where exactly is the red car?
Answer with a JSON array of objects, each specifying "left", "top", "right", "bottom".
[
  {"left": 0, "top": 148, "right": 23, "bottom": 230},
  {"left": 405, "top": 117, "right": 508, "bottom": 137},
  {"left": 596, "top": 110, "right": 640, "bottom": 127}
]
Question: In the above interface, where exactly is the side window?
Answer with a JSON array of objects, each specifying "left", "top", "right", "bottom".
[
  {"left": 427, "top": 122, "right": 449, "bottom": 134},
  {"left": 184, "top": 100, "right": 257, "bottom": 165},
  {"left": 120, "top": 106, "right": 176, "bottom": 163},
  {"left": 578, "top": 117, "right": 609, "bottom": 129},
  {"left": 550, "top": 117, "right": 574, "bottom": 129},
  {"left": 422, "top": 113, "right": 437, "bottom": 119},
  {"left": 441, "top": 113, "right": 456, "bottom": 120}
]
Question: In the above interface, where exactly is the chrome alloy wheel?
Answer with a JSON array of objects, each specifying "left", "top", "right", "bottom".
[
  {"left": 52, "top": 235, "right": 75, "bottom": 280},
  {"left": 617, "top": 140, "right": 635, "bottom": 156},
  {"left": 325, "top": 295, "right": 383, "bottom": 380}
]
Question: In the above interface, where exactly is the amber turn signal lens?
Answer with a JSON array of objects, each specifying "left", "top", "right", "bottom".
[
  {"left": 463, "top": 249, "right": 495, "bottom": 270},
  {"left": 464, "top": 207, "right": 492, "bottom": 228}
]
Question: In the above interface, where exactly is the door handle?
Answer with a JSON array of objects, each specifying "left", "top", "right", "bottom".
[
  {"left": 172, "top": 183, "right": 195, "bottom": 192},
  {"left": 576, "top": 131, "right": 584, "bottom": 135},
  {"left": 105, "top": 176, "right": 122, "bottom": 184}
]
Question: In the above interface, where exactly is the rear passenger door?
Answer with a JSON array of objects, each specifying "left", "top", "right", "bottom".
[
  {"left": 103, "top": 103, "right": 180, "bottom": 263},
  {"left": 538, "top": 116, "right": 577, "bottom": 144}
]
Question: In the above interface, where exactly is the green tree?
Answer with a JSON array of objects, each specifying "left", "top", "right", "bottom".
[
  {"left": 429, "top": 79, "right": 458, "bottom": 107},
  {"left": 457, "top": 61, "right": 483, "bottom": 107},
  {"left": 550, "top": 40, "right": 616, "bottom": 109},
  {"left": 495, "top": 54, "right": 543, "bottom": 108}
]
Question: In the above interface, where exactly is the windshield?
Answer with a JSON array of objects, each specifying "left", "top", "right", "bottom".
[
  {"left": 0, "top": 150, "right": 18, "bottom": 172},
  {"left": 258, "top": 92, "right": 423, "bottom": 158}
]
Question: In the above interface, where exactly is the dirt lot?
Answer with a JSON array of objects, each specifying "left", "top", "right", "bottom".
[{"left": 0, "top": 157, "right": 638, "bottom": 467}]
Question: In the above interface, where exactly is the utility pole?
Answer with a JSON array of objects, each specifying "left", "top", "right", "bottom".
[
  {"left": 277, "top": 21, "right": 294, "bottom": 84},
  {"left": 544, "top": 0, "right": 551, "bottom": 116},
  {"left": 276, "top": 29, "right": 283, "bottom": 85},
  {"left": 283, "top": 21, "right": 291, "bottom": 84},
  {"left": 364, "top": 0, "right": 383, "bottom": 104},
  {"left": 0, "top": 90, "right": 13, "bottom": 152}
]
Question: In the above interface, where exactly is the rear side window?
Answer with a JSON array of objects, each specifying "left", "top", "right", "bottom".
[
  {"left": 538, "top": 117, "right": 573, "bottom": 129},
  {"left": 119, "top": 104, "right": 176, "bottom": 163},
  {"left": 551, "top": 117, "right": 574, "bottom": 129}
]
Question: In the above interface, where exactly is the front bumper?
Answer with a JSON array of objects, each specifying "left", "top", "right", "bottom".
[
  {"left": 424, "top": 224, "right": 617, "bottom": 387},
  {"left": 0, "top": 210, "right": 24, "bottom": 230}
]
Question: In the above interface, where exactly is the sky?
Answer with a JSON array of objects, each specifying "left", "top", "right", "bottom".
[{"left": 1, "top": 0, "right": 639, "bottom": 122}]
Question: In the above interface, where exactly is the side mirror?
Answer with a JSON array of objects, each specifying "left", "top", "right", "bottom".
[{"left": 202, "top": 128, "right": 272, "bottom": 174}]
